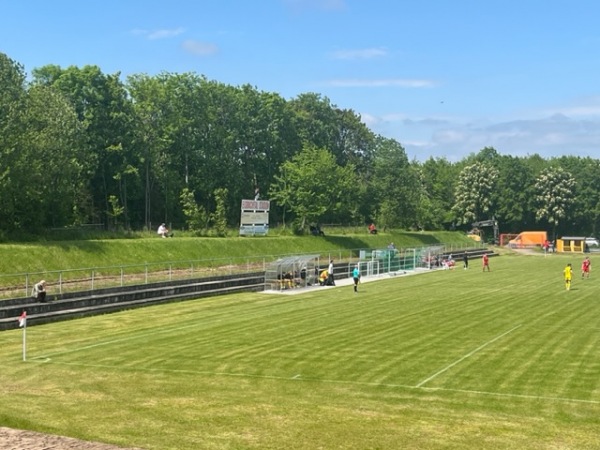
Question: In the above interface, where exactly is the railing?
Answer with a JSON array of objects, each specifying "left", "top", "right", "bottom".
[{"left": 0, "top": 243, "right": 485, "bottom": 300}]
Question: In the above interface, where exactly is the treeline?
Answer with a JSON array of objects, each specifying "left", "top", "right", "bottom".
[{"left": 1, "top": 52, "right": 599, "bottom": 238}]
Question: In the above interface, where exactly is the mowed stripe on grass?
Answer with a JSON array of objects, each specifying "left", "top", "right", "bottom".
[
  {"left": 23, "top": 253, "right": 600, "bottom": 399},
  {"left": 3, "top": 252, "right": 600, "bottom": 449}
]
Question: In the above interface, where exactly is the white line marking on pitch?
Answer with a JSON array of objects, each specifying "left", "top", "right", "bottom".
[
  {"left": 415, "top": 324, "right": 522, "bottom": 388},
  {"left": 292, "top": 374, "right": 301, "bottom": 379},
  {"left": 41, "top": 359, "right": 600, "bottom": 405}
]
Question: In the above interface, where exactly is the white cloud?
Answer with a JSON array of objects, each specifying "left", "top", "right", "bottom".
[
  {"left": 181, "top": 40, "right": 219, "bottom": 56},
  {"left": 366, "top": 110, "right": 600, "bottom": 162},
  {"left": 131, "top": 27, "right": 185, "bottom": 40},
  {"left": 325, "top": 78, "right": 437, "bottom": 88},
  {"left": 331, "top": 48, "right": 387, "bottom": 60},
  {"left": 148, "top": 27, "right": 185, "bottom": 40},
  {"left": 284, "top": 0, "right": 346, "bottom": 12},
  {"left": 542, "top": 99, "right": 600, "bottom": 118},
  {"left": 402, "top": 117, "right": 450, "bottom": 127}
]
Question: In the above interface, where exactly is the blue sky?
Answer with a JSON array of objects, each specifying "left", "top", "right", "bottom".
[{"left": 3, "top": 0, "right": 600, "bottom": 162}]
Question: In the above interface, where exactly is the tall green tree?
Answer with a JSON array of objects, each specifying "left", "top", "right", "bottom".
[
  {"left": 416, "top": 157, "right": 459, "bottom": 230},
  {"left": 549, "top": 156, "right": 600, "bottom": 236},
  {"left": 269, "top": 145, "right": 358, "bottom": 231},
  {"left": 534, "top": 166, "right": 576, "bottom": 239},
  {"left": 370, "top": 137, "right": 420, "bottom": 230},
  {"left": 289, "top": 93, "right": 337, "bottom": 152},
  {"left": 19, "top": 85, "right": 87, "bottom": 229},
  {"left": 451, "top": 162, "right": 499, "bottom": 226},
  {"left": 32, "top": 65, "right": 137, "bottom": 227},
  {"left": 573, "top": 158, "right": 600, "bottom": 236},
  {"left": 0, "top": 53, "right": 27, "bottom": 231},
  {"left": 493, "top": 155, "right": 537, "bottom": 233},
  {"left": 127, "top": 73, "right": 178, "bottom": 229}
]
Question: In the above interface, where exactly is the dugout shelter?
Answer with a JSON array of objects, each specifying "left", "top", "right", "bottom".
[{"left": 265, "top": 255, "right": 320, "bottom": 291}]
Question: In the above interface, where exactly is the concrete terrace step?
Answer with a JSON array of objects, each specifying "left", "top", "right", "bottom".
[{"left": 0, "top": 272, "right": 264, "bottom": 331}]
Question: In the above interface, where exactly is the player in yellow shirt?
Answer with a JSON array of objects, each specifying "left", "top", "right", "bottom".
[{"left": 563, "top": 263, "right": 573, "bottom": 291}]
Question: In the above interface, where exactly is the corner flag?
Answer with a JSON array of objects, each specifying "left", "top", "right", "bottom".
[
  {"left": 18, "top": 310, "right": 27, "bottom": 361},
  {"left": 18, "top": 310, "right": 27, "bottom": 328}
]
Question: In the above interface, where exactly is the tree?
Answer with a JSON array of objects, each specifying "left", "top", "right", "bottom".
[
  {"left": 573, "top": 158, "right": 600, "bottom": 236},
  {"left": 0, "top": 53, "right": 27, "bottom": 231},
  {"left": 211, "top": 188, "right": 229, "bottom": 237},
  {"left": 451, "top": 162, "right": 499, "bottom": 225},
  {"left": 32, "top": 65, "right": 138, "bottom": 228},
  {"left": 180, "top": 188, "right": 208, "bottom": 233},
  {"left": 370, "top": 136, "right": 420, "bottom": 229},
  {"left": 19, "top": 85, "right": 87, "bottom": 229},
  {"left": 127, "top": 73, "right": 179, "bottom": 229},
  {"left": 415, "top": 157, "right": 459, "bottom": 230},
  {"left": 107, "top": 195, "right": 125, "bottom": 230},
  {"left": 493, "top": 155, "right": 537, "bottom": 232},
  {"left": 269, "top": 145, "right": 358, "bottom": 231},
  {"left": 534, "top": 166, "right": 576, "bottom": 238},
  {"left": 550, "top": 156, "right": 600, "bottom": 236}
]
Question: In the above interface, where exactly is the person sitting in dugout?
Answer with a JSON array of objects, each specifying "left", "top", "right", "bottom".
[{"left": 319, "top": 269, "right": 329, "bottom": 286}]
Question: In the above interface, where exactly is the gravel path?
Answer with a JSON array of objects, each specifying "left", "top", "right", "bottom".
[{"left": 0, "top": 427, "right": 143, "bottom": 450}]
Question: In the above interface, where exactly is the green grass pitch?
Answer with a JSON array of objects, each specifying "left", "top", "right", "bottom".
[{"left": 1, "top": 252, "right": 600, "bottom": 449}]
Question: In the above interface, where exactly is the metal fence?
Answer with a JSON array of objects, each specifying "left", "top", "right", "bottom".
[{"left": 0, "top": 242, "right": 484, "bottom": 300}]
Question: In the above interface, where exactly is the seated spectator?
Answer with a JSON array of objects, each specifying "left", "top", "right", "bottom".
[
  {"left": 300, "top": 266, "right": 307, "bottom": 281},
  {"left": 442, "top": 259, "right": 456, "bottom": 270},
  {"left": 368, "top": 223, "right": 378, "bottom": 235},
  {"left": 282, "top": 271, "right": 294, "bottom": 289},
  {"left": 157, "top": 223, "right": 171, "bottom": 238},
  {"left": 318, "top": 269, "right": 329, "bottom": 286},
  {"left": 32, "top": 280, "right": 47, "bottom": 303},
  {"left": 310, "top": 224, "right": 325, "bottom": 236}
]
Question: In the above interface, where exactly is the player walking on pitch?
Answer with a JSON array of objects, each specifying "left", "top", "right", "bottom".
[
  {"left": 352, "top": 264, "right": 361, "bottom": 293},
  {"left": 564, "top": 263, "right": 573, "bottom": 290},
  {"left": 581, "top": 256, "right": 591, "bottom": 279}
]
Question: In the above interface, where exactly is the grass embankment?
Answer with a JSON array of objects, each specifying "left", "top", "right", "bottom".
[
  {"left": 0, "top": 230, "right": 472, "bottom": 274},
  {"left": 1, "top": 251, "right": 599, "bottom": 449}
]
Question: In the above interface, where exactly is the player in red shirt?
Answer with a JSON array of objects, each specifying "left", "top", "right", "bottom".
[
  {"left": 581, "top": 256, "right": 591, "bottom": 279},
  {"left": 482, "top": 253, "right": 490, "bottom": 272}
]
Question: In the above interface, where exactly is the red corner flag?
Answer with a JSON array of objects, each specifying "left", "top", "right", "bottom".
[{"left": 18, "top": 311, "right": 27, "bottom": 328}]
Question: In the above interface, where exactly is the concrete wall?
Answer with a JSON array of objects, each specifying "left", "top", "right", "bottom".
[{"left": 0, "top": 272, "right": 264, "bottom": 331}]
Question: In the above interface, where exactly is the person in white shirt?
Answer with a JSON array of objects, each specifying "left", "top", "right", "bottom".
[
  {"left": 327, "top": 259, "right": 335, "bottom": 286},
  {"left": 32, "top": 280, "right": 47, "bottom": 302},
  {"left": 157, "top": 223, "right": 169, "bottom": 238}
]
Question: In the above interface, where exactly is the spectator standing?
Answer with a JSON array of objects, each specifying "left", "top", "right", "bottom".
[{"left": 328, "top": 259, "right": 335, "bottom": 286}]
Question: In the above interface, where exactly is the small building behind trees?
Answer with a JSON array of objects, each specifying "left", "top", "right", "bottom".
[{"left": 556, "top": 237, "right": 586, "bottom": 253}]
